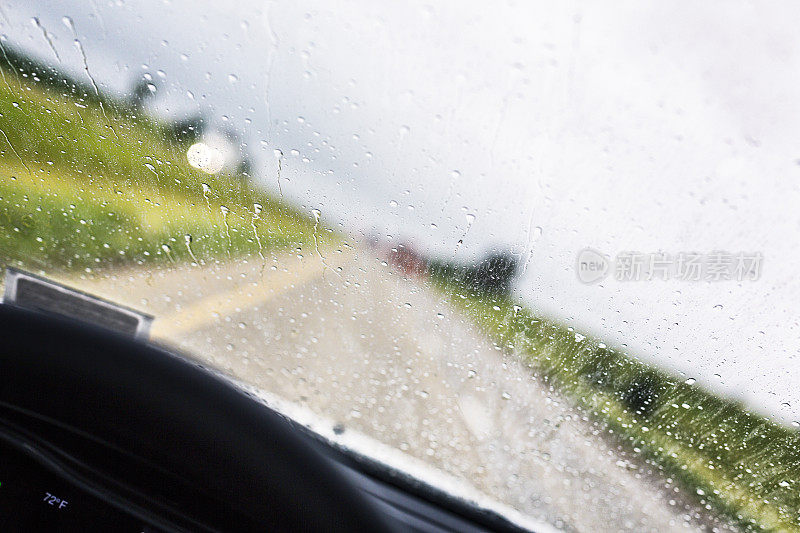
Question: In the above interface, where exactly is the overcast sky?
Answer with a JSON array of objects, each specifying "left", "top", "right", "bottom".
[{"left": 4, "top": 0, "right": 800, "bottom": 423}]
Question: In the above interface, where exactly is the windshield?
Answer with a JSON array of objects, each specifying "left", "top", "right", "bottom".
[{"left": 1, "top": 2, "right": 798, "bottom": 531}]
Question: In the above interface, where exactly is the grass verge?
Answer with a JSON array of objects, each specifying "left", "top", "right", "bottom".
[
  {"left": 432, "top": 276, "right": 800, "bottom": 532},
  {"left": 0, "top": 49, "right": 328, "bottom": 272}
]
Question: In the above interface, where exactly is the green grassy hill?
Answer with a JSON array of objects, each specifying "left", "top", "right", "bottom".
[{"left": 0, "top": 45, "right": 321, "bottom": 272}]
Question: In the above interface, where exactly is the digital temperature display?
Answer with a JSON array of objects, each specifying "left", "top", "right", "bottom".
[{"left": 0, "top": 439, "right": 154, "bottom": 531}]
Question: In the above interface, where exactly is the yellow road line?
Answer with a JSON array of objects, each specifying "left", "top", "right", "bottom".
[{"left": 151, "top": 257, "right": 326, "bottom": 338}]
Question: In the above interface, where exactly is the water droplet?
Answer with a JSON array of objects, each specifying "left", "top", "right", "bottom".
[
  {"left": 228, "top": 73, "right": 238, "bottom": 83},
  {"left": 62, "top": 16, "right": 75, "bottom": 31},
  {"left": 161, "top": 244, "right": 175, "bottom": 263},
  {"left": 253, "top": 203, "right": 263, "bottom": 214},
  {"left": 685, "top": 378, "right": 697, "bottom": 385},
  {"left": 501, "top": 392, "right": 512, "bottom": 400}
]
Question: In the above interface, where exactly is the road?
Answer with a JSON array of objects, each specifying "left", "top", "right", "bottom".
[{"left": 72, "top": 245, "right": 736, "bottom": 533}]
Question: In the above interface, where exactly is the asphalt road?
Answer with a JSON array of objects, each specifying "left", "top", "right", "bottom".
[{"left": 72, "top": 245, "right": 736, "bottom": 533}]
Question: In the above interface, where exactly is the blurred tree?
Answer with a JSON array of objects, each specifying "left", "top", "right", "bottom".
[
  {"left": 128, "top": 76, "right": 156, "bottom": 110},
  {"left": 427, "top": 258, "right": 463, "bottom": 281},
  {"left": 621, "top": 370, "right": 662, "bottom": 417},
  {"left": 0, "top": 43, "right": 103, "bottom": 105},
  {"left": 166, "top": 113, "right": 206, "bottom": 144},
  {"left": 465, "top": 251, "right": 520, "bottom": 295},
  {"left": 236, "top": 155, "right": 253, "bottom": 178}
]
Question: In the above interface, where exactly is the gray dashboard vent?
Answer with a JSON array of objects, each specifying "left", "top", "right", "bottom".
[{"left": 3, "top": 267, "right": 153, "bottom": 340}]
